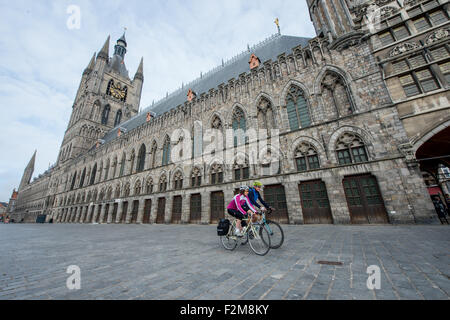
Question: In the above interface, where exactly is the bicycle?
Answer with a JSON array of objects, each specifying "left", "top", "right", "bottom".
[
  {"left": 220, "top": 213, "right": 271, "bottom": 256},
  {"left": 241, "top": 208, "right": 284, "bottom": 249}
]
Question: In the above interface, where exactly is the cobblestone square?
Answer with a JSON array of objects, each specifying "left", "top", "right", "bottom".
[{"left": 0, "top": 224, "right": 449, "bottom": 300}]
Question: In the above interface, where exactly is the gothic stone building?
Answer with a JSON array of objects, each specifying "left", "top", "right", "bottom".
[{"left": 12, "top": 0, "right": 450, "bottom": 225}]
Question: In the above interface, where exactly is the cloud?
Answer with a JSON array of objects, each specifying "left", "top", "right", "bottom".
[{"left": 0, "top": 0, "right": 315, "bottom": 200}]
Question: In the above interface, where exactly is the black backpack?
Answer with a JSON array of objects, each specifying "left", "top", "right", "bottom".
[{"left": 217, "top": 219, "right": 230, "bottom": 236}]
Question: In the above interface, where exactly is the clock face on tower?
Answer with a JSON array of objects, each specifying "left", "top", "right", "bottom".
[{"left": 107, "top": 80, "right": 127, "bottom": 101}]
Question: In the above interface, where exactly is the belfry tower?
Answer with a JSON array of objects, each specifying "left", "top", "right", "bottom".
[{"left": 57, "top": 33, "right": 144, "bottom": 164}]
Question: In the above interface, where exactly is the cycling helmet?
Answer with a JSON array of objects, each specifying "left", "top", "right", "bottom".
[
  {"left": 239, "top": 186, "right": 249, "bottom": 191},
  {"left": 253, "top": 181, "right": 263, "bottom": 187}
]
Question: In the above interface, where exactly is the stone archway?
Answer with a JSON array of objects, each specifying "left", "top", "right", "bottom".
[{"left": 415, "top": 125, "right": 450, "bottom": 222}]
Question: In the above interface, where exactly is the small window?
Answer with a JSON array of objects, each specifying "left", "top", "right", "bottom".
[
  {"left": 388, "top": 15, "right": 402, "bottom": 26},
  {"left": 416, "top": 69, "right": 439, "bottom": 92},
  {"left": 438, "top": 61, "right": 450, "bottom": 83},
  {"left": 393, "top": 26, "right": 410, "bottom": 40},
  {"left": 379, "top": 32, "right": 395, "bottom": 46},
  {"left": 413, "top": 17, "right": 431, "bottom": 33},
  {"left": 393, "top": 60, "right": 409, "bottom": 74},
  {"left": 296, "top": 157, "right": 307, "bottom": 172},
  {"left": 423, "top": 0, "right": 439, "bottom": 11},
  {"left": 429, "top": 10, "right": 447, "bottom": 26},
  {"left": 430, "top": 47, "right": 449, "bottom": 61},
  {"left": 337, "top": 150, "right": 352, "bottom": 165},
  {"left": 400, "top": 74, "right": 421, "bottom": 97},
  {"left": 408, "top": 54, "right": 426, "bottom": 69},
  {"left": 407, "top": 7, "right": 422, "bottom": 18}
]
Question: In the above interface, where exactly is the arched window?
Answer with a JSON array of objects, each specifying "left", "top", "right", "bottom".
[
  {"left": 257, "top": 97, "right": 276, "bottom": 131},
  {"left": 106, "top": 187, "right": 113, "bottom": 200},
  {"left": 114, "top": 185, "right": 121, "bottom": 198},
  {"left": 336, "top": 133, "right": 368, "bottom": 165},
  {"left": 294, "top": 142, "right": 320, "bottom": 172},
  {"left": 173, "top": 171, "right": 183, "bottom": 190},
  {"left": 286, "top": 85, "right": 311, "bottom": 130},
  {"left": 232, "top": 107, "right": 247, "bottom": 147},
  {"left": 129, "top": 150, "right": 136, "bottom": 174},
  {"left": 150, "top": 141, "right": 158, "bottom": 169},
  {"left": 70, "top": 172, "right": 77, "bottom": 191},
  {"left": 90, "top": 164, "right": 97, "bottom": 185},
  {"left": 137, "top": 144, "right": 146, "bottom": 173},
  {"left": 146, "top": 178, "right": 153, "bottom": 194},
  {"left": 106, "top": 80, "right": 114, "bottom": 96},
  {"left": 114, "top": 110, "right": 122, "bottom": 127},
  {"left": 234, "top": 155, "right": 249, "bottom": 181},
  {"left": 101, "top": 105, "right": 111, "bottom": 125},
  {"left": 119, "top": 153, "right": 126, "bottom": 177},
  {"left": 112, "top": 157, "right": 118, "bottom": 178},
  {"left": 159, "top": 175, "right": 167, "bottom": 192},
  {"left": 104, "top": 159, "right": 110, "bottom": 181},
  {"left": 162, "top": 136, "right": 171, "bottom": 166},
  {"left": 124, "top": 183, "right": 131, "bottom": 198},
  {"left": 134, "top": 180, "right": 142, "bottom": 196},
  {"left": 191, "top": 167, "right": 202, "bottom": 187},
  {"left": 321, "top": 71, "right": 354, "bottom": 118},
  {"left": 210, "top": 164, "right": 223, "bottom": 185},
  {"left": 79, "top": 168, "right": 86, "bottom": 188}
]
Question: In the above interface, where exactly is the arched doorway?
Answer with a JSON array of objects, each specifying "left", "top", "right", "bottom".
[{"left": 415, "top": 125, "right": 450, "bottom": 223}]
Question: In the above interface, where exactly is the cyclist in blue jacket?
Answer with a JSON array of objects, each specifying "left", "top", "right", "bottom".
[{"left": 248, "top": 181, "right": 272, "bottom": 213}]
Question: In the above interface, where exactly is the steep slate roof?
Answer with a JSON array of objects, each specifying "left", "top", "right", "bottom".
[{"left": 101, "top": 34, "right": 310, "bottom": 144}]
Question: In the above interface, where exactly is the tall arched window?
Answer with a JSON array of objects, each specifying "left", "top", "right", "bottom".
[
  {"left": 336, "top": 133, "right": 368, "bottom": 165},
  {"left": 137, "top": 144, "right": 146, "bottom": 173},
  {"left": 234, "top": 154, "right": 249, "bottom": 181},
  {"left": 90, "top": 164, "right": 97, "bottom": 185},
  {"left": 134, "top": 180, "right": 142, "bottom": 196},
  {"left": 70, "top": 172, "right": 77, "bottom": 191},
  {"left": 79, "top": 168, "right": 86, "bottom": 188},
  {"left": 257, "top": 97, "right": 276, "bottom": 132},
  {"left": 191, "top": 167, "right": 202, "bottom": 187},
  {"left": 150, "top": 141, "right": 158, "bottom": 168},
  {"left": 104, "top": 159, "right": 110, "bottom": 181},
  {"left": 286, "top": 85, "right": 311, "bottom": 130},
  {"left": 114, "top": 110, "right": 122, "bottom": 127},
  {"left": 129, "top": 150, "right": 136, "bottom": 174},
  {"left": 321, "top": 71, "right": 354, "bottom": 118},
  {"left": 162, "top": 136, "right": 171, "bottom": 166},
  {"left": 232, "top": 107, "right": 246, "bottom": 147},
  {"left": 101, "top": 105, "right": 111, "bottom": 125},
  {"left": 146, "top": 178, "right": 154, "bottom": 194},
  {"left": 119, "top": 153, "right": 126, "bottom": 177},
  {"left": 294, "top": 142, "right": 320, "bottom": 172}
]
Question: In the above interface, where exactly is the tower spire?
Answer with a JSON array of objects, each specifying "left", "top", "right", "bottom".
[
  {"left": 134, "top": 57, "right": 144, "bottom": 81},
  {"left": 19, "top": 150, "right": 36, "bottom": 191},
  {"left": 97, "top": 35, "right": 110, "bottom": 60},
  {"left": 83, "top": 52, "right": 96, "bottom": 75}
]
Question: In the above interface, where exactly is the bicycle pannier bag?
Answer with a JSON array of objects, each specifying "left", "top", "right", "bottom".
[{"left": 217, "top": 219, "right": 230, "bottom": 236}]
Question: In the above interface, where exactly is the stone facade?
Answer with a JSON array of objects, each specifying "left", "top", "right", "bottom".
[{"left": 12, "top": 0, "right": 450, "bottom": 225}]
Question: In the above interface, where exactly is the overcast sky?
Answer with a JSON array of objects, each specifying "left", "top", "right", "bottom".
[{"left": 0, "top": 0, "right": 315, "bottom": 201}]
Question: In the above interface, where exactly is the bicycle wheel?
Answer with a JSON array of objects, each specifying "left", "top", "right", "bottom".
[
  {"left": 264, "top": 220, "right": 285, "bottom": 249},
  {"left": 248, "top": 225, "right": 271, "bottom": 256},
  {"left": 220, "top": 221, "right": 238, "bottom": 251}
]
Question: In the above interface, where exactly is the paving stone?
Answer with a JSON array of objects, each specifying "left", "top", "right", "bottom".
[{"left": 0, "top": 224, "right": 448, "bottom": 300}]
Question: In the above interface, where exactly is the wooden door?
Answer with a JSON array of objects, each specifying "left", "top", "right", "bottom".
[
  {"left": 103, "top": 204, "right": 110, "bottom": 223},
  {"left": 112, "top": 203, "right": 118, "bottom": 223},
  {"left": 156, "top": 198, "right": 166, "bottom": 224},
  {"left": 171, "top": 196, "right": 182, "bottom": 224},
  {"left": 131, "top": 200, "right": 139, "bottom": 223},
  {"left": 343, "top": 175, "right": 389, "bottom": 224},
  {"left": 143, "top": 199, "right": 152, "bottom": 224},
  {"left": 189, "top": 194, "right": 202, "bottom": 224},
  {"left": 299, "top": 180, "right": 333, "bottom": 224},
  {"left": 121, "top": 202, "right": 128, "bottom": 223},
  {"left": 210, "top": 191, "right": 224, "bottom": 224},
  {"left": 263, "top": 184, "right": 289, "bottom": 224}
]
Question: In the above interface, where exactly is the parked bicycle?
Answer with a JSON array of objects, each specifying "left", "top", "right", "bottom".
[{"left": 219, "top": 212, "right": 271, "bottom": 256}]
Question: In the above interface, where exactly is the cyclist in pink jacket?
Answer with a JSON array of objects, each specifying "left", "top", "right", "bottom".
[{"left": 227, "top": 186, "right": 257, "bottom": 236}]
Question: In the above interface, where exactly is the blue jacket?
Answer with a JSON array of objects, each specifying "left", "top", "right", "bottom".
[{"left": 248, "top": 188, "right": 270, "bottom": 209}]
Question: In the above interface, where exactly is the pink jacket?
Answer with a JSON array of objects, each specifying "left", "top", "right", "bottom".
[{"left": 227, "top": 194, "right": 257, "bottom": 215}]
